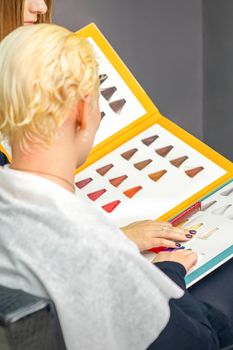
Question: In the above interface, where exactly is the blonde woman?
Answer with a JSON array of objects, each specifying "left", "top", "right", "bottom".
[
  {"left": 0, "top": 24, "right": 232, "bottom": 350},
  {"left": 0, "top": 0, "right": 195, "bottom": 253}
]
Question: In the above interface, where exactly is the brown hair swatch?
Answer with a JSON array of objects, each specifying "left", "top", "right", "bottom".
[
  {"left": 101, "top": 87, "right": 117, "bottom": 101},
  {"left": 170, "top": 156, "right": 189, "bottom": 168},
  {"left": 109, "top": 99, "right": 126, "bottom": 114},
  {"left": 185, "top": 166, "right": 204, "bottom": 178},
  {"left": 134, "top": 159, "right": 152, "bottom": 170},
  {"left": 121, "top": 148, "right": 138, "bottom": 160},
  {"left": 96, "top": 164, "right": 113, "bottom": 176},
  {"left": 156, "top": 145, "right": 174, "bottom": 157},
  {"left": 141, "top": 135, "right": 159, "bottom": 146}
]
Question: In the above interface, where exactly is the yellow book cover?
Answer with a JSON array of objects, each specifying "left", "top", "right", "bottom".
[{"left": 74, "top": 23, "right": 233, "bottom": 286}]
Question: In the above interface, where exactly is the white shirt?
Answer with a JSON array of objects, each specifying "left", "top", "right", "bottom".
[{"left": 0, "top": 167, "right": 183, "bottom": 350}]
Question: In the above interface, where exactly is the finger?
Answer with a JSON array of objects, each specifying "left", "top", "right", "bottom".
[
  {"left": 156, "top": 221, "right": 173, "bottom": 228},
  {"left": 151, "top": 238, "right": 183, "bottom": 248},
  {"left": 160, "top": 230, "right": 193, "bottom": 242}
]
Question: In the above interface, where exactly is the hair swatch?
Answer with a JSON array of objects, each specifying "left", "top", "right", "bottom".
[
  {"left": 101, "top": 112, "right": 105, "bottom": 119},
  {"left": 75, "top": 177, "right": 93, "bottom": 189},
  {"left": 102, "top": 200, "right": 121, "bottom": 213},
  {"left": 186, "top": 222, "right": 204, "bottom": 231},
  {"left": 109, "top": 99, "right": 126, "bottom": 114},
  {"left": 199, "top": 227, "right": 219, "bottom": 240},
  {"left": 101, "top": 86, "right": 117, "bottom": 101},
  {"left": 99, "top": 74, "right": 108, "bottom": 84},
  {"left": 185, "top": 166, "right": 204, "bottom": 178},
  {"left": 96, "top": 164, "right": 113, "bottom": 176},
  {"left": 123, "top": 186, "right": 142, "bottom": 198},
  {"left": 88, "top": 189, "right": 106, "bottom": 201},
  {"left": 148, "top": 169, "right": 167, "bottom": 182},
  {"left": 109, "top": 175, "right": 128, "bottom": 187},
  {"left": 121, "top": 148, "right": 138, "bottom": 160},
  {"left": 170, "top": 156, "right": 189, "bottom": 168},
  {"left": 221, "top": 187, "right": 233, "bottom": 196},
  {"left": 141, "top": 135, "right": 159, "bottom": 146},
  {"left": 212, "top": 204, "right": 232, "bottom": 216},
  {"left": 134, "top": 159, "right": 152, "bottom": 170},
  {"left": 156, "top": 145, "right": 174, "bottom": 157},
  {"left": 201, "top": 200, "right": 217, "bottom": 211}
]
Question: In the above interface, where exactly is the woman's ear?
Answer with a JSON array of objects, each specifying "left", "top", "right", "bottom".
[{"left": 75, "top": 94, "right": 92, "bottom": 131}]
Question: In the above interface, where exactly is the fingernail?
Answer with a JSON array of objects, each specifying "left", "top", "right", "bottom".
[
  {"left": 174, "top": 246, "right": 185, "bottom": 251},
  {"left": 189, "top": 230, "right": 197, "bottom": 234},
  {"left": 185, "top": 234, "right": 193, "bottom": 238},
  {"left": 175, "top": 243, "right": 181, "bottom": 247}
]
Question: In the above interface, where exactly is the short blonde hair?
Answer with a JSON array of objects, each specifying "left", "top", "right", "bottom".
[{"left": 0, "top": 24, "right": 99, "bottom": 151}]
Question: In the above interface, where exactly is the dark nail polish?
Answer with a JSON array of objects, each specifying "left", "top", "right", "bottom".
[
  {"left": 185, "top": 234, "right": 193, "bottom": 238},
  {"left": 189, "top": 230, "right": 197, "bottom": 234},
  {"left": 174, "top": 246, "right": 185, "bottom": 251},
  {"left": 175, "top": 243, "right": 181, "bottom": 247}
]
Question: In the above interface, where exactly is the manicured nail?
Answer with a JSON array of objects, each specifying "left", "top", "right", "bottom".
[
  {"left": 189, "top": 230, "right": 197, "bottom": 234},
  {"left": 175, "top": 243, "right": 181, "bottom": 247},
  {"left": 174, "top": 246, "right": 185, "bottom": 251},
  {"left": 185, "top": 234, "right": 193, "bottom": 238}
]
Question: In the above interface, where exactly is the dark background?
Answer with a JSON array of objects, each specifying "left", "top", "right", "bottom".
[{"left": 53, "top": 0, "right": 233, "bottom": 161}]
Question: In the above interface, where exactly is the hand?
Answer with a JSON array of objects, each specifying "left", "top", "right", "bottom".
[
  {"left": 153, "top": 249, "right": 198, "bottom": 272},
  {"left": 120, "top": 220, "right": 195, "bottom": 252}
]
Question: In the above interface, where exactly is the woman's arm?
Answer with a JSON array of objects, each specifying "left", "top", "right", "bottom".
[{"left": 148, "top": 261, "right": 233, "bottom": 350}]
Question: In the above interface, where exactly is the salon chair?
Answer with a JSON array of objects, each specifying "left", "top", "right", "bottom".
[{"left": 0, "top": 285, "right": 66, "bottom": 350}]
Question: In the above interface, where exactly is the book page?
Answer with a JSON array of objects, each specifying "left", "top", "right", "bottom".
[
  {"left": 74, "top": 124, "right": 227, "bottom": 226},
  {"left": 88, "top": 38, "right": 147, "bottom": 145}
]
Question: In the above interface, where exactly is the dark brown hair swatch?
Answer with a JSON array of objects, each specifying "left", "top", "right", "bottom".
[
  {"left": 101, "top": 87, "right": 117, "bottom": 101},
  {"left": 96, "top": 164, "right": 113, "bottom": 176},
  {"left": 109, "top": 99, "right": 126, "bottom": 114},
  {"left": 185, "top": 166, "right": 204, "bottom": 178},
  {"left": 156, "top": 145, "right": 174, "bottom": 157},
  {"left": 148, "top": 170, "right": 167, "bottom": 182},
  {"left": 101, "top": 112, "right": 106, "bottom": 119},
  {"left": 141, "top": 135, "right": 159, "bottom": 146},
  {"left": 170, "top": 156, "right": 189, "bottom": 168},
  {"left": 99, "top": 74, "right": 108, "bottom": 84},
  {"left": 109, "top": 175, "right": 128, "bottom": 187},
  {"left": 134, "top": 159, "right": 152, "bottom": 170},
  {"left": 121, "top": 148, "right": 138, "bottom": 160}
]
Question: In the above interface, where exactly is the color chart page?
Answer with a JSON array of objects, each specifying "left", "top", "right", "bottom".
[
  {"left": 181, "top": 180, "right": 233, "bottom": 286},
  {"left": 74, "top": 123, "right": 227, "bottom": 226},
  {"left": 88, "top": 37, "right": 147, "bottom": 146}
]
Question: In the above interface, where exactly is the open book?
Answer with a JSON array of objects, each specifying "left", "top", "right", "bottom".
[{"left": 1, "top": 23, "right": 232, "bottom": 287}]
